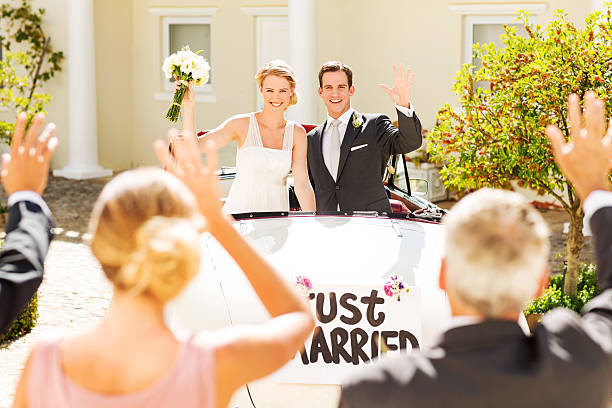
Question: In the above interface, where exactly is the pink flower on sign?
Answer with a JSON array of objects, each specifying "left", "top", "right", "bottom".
[
  {"left": 296, "top": 275, "right": 312, "bottom": 295},
  {"left": 383, "top": 275, "right": 409, "bottom": 302}
]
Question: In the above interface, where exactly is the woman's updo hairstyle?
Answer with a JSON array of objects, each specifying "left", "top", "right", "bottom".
[
  {"left": 89, "top": 168, "right": 205, "bottom": 302},
  {"left": 255, "top": 60, "right": 298, "bottom": 107}
]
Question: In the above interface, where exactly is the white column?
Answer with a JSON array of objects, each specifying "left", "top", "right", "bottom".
[
  {"left": 54, "top": 0, "right": 112, "bottom": 180},
  {"left": 287, "top": 0, "right": 317, "bottom": 124},
  {"left": 591, "top": 0, "right": 604, "bottom": 10}
]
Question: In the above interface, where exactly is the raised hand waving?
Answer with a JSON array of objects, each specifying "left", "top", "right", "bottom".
[{"left": 379, "top": 64, "right": 415, "bottom": 109}]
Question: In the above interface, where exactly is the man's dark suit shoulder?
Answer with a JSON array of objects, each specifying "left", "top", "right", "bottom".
[{"left": 341, "top": 349, "right": 445, "bottom": 408}]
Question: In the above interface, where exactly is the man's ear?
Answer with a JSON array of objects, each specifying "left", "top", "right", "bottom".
[
  {"left": 349, "top": 85, "right": 355, "bottom": 96},
  {"left": 439, "top": 258, "right": 447, "bottom": 292},
  {"left": 534, "top": 267, "right": 549, "bottom": 298},
  {"left": 318, "top": 87, "right": 323, "bottom": 97}
]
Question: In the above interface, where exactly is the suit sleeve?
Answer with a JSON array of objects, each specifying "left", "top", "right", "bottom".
[
  {"left": 579, "top": 205, "right": 612, "bottom": 355},
  {"left": 0, "top": 200, "right": 54, "bottom": 334},
  {"left": 374, "top": 108, "right": 422, "bottom": 156}
]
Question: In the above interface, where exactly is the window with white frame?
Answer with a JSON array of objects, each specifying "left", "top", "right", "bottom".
[
  {"left": 162, "top": 16, "right": 213, "bottom": 93},
  {"left": 464, "top": 15, "right": 529, "bottom": 71}
]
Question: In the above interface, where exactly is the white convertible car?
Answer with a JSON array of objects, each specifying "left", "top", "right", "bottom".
[
  {"left": 164, "top": 144, "right": 450, "bottom": 407},
  {"left": 166, "top": 212, "right": 449, "bottom": 408}
]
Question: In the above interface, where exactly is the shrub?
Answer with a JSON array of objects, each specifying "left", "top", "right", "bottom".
[{"left": 525, "top": 263, "right": 599, "bottom": 315}]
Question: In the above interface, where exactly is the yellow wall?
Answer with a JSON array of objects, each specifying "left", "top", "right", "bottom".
[
  {"left": 3, "top": 0, "right": 594, "bottom": 170},
  {"left": 94, "top": 0, "right": 134, "bottom": 170}
]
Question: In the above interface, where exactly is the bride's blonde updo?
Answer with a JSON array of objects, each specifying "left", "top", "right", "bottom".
[
  {"left": 88, "top": 168, "right": 205, "bottom": 302},
  {"left": 255, "top": 60, "right": 298, "bottom": 106}
]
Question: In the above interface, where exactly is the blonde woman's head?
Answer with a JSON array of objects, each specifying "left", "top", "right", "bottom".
[
  {"left": 442, "top": 189, "right": 550, "bottom": 318},
  {"left": 89, "top": 168, "right": 205, "bottom": 302},
  {"left": 255, "top": 60, "right": 298, "bottom": 108}
]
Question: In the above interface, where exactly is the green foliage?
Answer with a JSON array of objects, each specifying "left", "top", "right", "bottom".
[
  {"left": 525, "top": 263, "right": 600, "bottom": 315},
  {"left": 429, "top": 7, "right": 612, "bottom": 202},
  {"left": 0, "top": 0, "right": 64, "bottom": 83},
  {"left": 0, "top": 294, "right": 38, "bottom": 344},
  {"left": 428, "top": 6, "right": 612, "bottom": 295},
  {"left": 0, "top": 0, "right": 63, "bottom": 145},
  {"left": 0, "top": 52, "right": 51, "bottom": 135}
]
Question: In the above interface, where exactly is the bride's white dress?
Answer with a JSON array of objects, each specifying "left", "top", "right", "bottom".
[{"left": 223, "top": 113, "right": 295, "bottom": 214}]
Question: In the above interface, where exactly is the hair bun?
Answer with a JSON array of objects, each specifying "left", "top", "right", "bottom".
[{"left": 116, "top": 217, "right": 200, "bottom": 301}]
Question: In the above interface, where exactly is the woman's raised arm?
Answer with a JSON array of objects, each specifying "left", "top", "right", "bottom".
[
  {"left": 173, "top": 82, "right": 246, "bottom": 154},
  {"left": 154, "top": 132, "right": 314, "bottom": 400},
  {"left": 291, "top": 125, "right": 316, "bottom": 211}
]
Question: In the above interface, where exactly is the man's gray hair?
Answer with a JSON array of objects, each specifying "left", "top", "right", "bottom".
[{"left": 443, "top": 189, "right": 550, "bottom": 317}]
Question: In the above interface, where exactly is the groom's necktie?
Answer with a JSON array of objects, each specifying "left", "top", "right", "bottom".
[{"left": 328, "top": 119, "right": 342, "bottom": 181}]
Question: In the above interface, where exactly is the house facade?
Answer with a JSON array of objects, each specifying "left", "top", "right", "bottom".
[{"left": 0, "top": 0, "right": 602, "bottom": 174}]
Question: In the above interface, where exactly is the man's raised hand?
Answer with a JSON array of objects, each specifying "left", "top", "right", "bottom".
[
  {"left": 379, "top": 64, "right": 415, "bottom": 109},
  {"left": 1, "top": 112, "right": 58, "bottom": 196},
  {"left": 545, "top": 91, "right": 612, "bottom": 200}
]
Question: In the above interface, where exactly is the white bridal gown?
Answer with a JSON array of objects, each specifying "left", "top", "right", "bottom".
[{"left": 223, "top": 113, "right": 295, "bottom": 214}]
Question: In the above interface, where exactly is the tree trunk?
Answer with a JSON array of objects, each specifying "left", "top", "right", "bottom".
[{"left": 564, "top": 206, "right": 584, "bottom": 296}]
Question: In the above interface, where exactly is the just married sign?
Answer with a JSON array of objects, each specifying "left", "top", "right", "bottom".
[{"left": 271, "top": 283, "right": 422, "bottom": 384}]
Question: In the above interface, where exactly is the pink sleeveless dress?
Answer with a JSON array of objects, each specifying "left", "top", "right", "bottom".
[{"left": 26, "top": 334, "right": 215, "bottom": 408}]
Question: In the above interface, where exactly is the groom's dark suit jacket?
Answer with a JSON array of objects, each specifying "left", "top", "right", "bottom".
[
  {"left": 307, "top": 109, "right": 422, "bottom": 213},
  {"left": 340, "top": 205, "right": 612, "bottom": 408},
  {"left": 0, "top": 199, "right": 54, "bottom": 334}
]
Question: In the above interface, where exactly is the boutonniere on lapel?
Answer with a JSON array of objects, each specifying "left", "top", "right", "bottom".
[{"left": 351, "top": 112, "right": 363, "bottom": 128}]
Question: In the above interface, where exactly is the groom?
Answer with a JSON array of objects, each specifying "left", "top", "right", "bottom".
[{"left": 307, "top": 61, "right": 422, "bottom": 213}]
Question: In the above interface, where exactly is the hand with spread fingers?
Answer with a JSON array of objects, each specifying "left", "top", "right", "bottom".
[
  {"left": 545, "top": 91, "right": 612, "bottom": 199},
  {"left": 155, "top": 129, "right": 224, "bottom": 223},
  {"left": 379, "top": 64, "right": 415, "bottom": 109},
  {"left": 1, "top": 112, "right": 58, "bottom": 196}
]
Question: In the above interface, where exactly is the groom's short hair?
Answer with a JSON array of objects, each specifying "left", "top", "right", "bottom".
[{"left": 318, "top": 61, "right": 353, "bottom": 88}]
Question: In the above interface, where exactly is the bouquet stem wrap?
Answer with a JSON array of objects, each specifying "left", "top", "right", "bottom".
[{"left": 166, "top": 82, "right": 188, "bottom": 122}]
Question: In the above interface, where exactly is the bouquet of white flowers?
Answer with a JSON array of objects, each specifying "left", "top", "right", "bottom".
[{"left": 162, "top": 45, "right": 211, "bottom": 122}]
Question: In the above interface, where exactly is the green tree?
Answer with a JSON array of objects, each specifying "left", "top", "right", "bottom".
[
  {"left": 0, "top": 0, "right": 64, "bottom": 143},
  {"left": 428, "top": 6, "right": 612, "bottom": 296}
]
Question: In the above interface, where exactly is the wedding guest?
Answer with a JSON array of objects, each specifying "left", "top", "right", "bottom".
[
  {"left": 173, "top": 59, "right": 316, "bottom": 214},
  {"left": 339, "top": 93, "right": 612, "bottom": 407},
  {"left": 307, "top": 62, "right": 422, "bottom": 213},
  {"left": 13, "top": 130, "right": 314, "bottom": 407},
  {"left": 0, "top": 112, "right": 57, "bottom": 334}
]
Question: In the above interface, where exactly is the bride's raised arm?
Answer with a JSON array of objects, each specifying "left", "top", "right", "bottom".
[
  {"left": 173, "top": 82, "right": 247, "bottom": 154},
  {"left": 292, "top": 125, "right": 316, "bottom": 211}
]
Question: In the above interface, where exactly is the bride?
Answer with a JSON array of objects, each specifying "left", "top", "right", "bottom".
[{"left": 175, "top": 60, "right": 316, "bottom": 214}]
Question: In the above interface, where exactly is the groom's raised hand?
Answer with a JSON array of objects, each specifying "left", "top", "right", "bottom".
[{"left": 379, "top": 64, "right": 415, "bottom": 109}]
